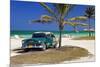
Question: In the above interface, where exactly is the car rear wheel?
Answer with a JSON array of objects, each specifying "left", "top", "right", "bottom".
[
  {"left": 53, "top": 44, "right": 57, "bottom": 48},
  {"left": 53, "top": 42, "right": 57, "bottom": 48}
]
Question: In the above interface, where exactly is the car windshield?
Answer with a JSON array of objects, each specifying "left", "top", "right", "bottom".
[{"left": 32, "top": 33, "right": 46, "bottom": 38}]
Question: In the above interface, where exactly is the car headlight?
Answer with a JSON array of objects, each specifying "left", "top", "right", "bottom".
[{"left": 38, "top": 41, "right": 41, "bottom": 43}]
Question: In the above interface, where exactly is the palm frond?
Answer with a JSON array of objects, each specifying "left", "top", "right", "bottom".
[
  {"left": 31, "top": 15, "right": 54, "bottom": 24},
  {"left": 63, "top": 21, "right": 76, "bottom": 26},
  {"left": 40, "top": 2, "right": 56, "bottom": 18},
  {"left": 84, "top": 6, "right": 95, "bottom": 18},
  {"left": 32, "top": 19, "right": 52, "bottom": 24},
  {"left": 68, "top": 16, "right": 87, "bottom": 21},
  {"left": 77, "top": 23, "right": 88, "bottom": 26},
  {"left": 64, "top": 21, "right": 88, "bottom": 26},
  {"left": 63, "top": 5, "right": 73, "bottom": 18},
  {"left": 40, "top": 15, "right": 54, "bottom": 20},
  {"left": 54, "top": 4, "right": 72, "bottom": 18}
]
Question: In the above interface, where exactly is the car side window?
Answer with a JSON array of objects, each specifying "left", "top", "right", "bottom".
[{"left": 47, "top": 34, "right": 51, "bottom": 38}]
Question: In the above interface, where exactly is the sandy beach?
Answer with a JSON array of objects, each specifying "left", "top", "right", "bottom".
[
  {"left": 10, "top": 37, "right": 95, "bottom": 64},
  {"left": 11, "top": 37, "right": 95, "bottom": 54}
]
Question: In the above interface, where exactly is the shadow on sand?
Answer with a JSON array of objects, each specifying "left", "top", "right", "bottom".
[{"left": 12, "top": 48, "right": 44, "bottom": 53}]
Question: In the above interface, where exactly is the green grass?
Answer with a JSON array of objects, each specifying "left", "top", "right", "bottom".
[
  {"left": 11, "top": 46, "right": 90, "bottom": 64},
  {"left": 72, "top": 36, "right": 95, "bottom": 40}
]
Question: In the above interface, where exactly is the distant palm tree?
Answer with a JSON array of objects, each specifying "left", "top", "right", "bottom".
[
  {"left": 32, "top": 3, "right": 73, "bottom": 48},
  {"left": 84, "top": 6, "right": 95, "bottom": 37}
]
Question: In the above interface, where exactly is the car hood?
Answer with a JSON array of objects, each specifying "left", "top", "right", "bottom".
[{"left": 23, "top": 38, "right": 46, "bottom": 42}]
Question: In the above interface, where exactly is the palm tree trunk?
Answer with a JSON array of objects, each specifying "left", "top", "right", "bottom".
[
  {"left": 88, "top": 18, "right": 91, "bottom": 37},
  {"left": 58, "top": 28, "right": 62, "bottom": 48},
  {"left": 58, "top": 22, "right": 63, "bottom": 48}
]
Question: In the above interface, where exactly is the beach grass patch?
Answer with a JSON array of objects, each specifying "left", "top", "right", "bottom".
[
  {"left": 11, "top": 46, "right": 90, "bottom": 64},
  {"left": 72, "top": 36, "right": 95, "bottom": 40}
]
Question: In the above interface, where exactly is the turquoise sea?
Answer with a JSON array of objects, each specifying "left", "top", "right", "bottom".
[{"left": 10, "top": 31, "right": 95, "bottom": 38}]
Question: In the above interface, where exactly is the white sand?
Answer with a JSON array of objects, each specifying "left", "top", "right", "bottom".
[
  {"left": 61, "top": 38, "right": 95, "bottom": 54},
  {"left": 10, "top": 38, "right": 23, "bottom": 50},
  {"left": 10, "top": 37, "right": 95, "bottom": 63},
  {"left": 11, "top": 37, "right": 95, "bottom": 54}
]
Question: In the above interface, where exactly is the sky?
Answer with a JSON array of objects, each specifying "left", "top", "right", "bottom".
[{"left": 10, "top": 0, "right": 95, "bottom": 31}]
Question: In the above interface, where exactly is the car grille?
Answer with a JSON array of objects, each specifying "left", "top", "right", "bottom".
[
  {"left": 28, "top": 44, "right": 41, "bottom": 46},
  {"left": 36, "top": 44, "right": 41, "bottom": 46}
]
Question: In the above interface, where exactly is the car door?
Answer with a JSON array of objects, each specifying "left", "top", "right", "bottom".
[{"left": 46, "top": 34, "right": 53, "bottom": 46}]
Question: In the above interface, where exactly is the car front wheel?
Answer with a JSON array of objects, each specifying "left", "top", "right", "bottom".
[
  {"left": 24, "top": 48, "right": 30, "bottom": 52},
  {"left": 41, "top": 43, "right": 47, "bottom": 51}
]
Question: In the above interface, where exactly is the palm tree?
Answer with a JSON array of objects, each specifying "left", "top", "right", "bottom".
[
  {"left": 32, "top": 3, "right": 73, "bottom": 48},
  {"left": 32, "top": 3, "right": 89, "bottom": 48},
  {"left": 84, "top": 6, "right": 95, "bottom": 37}
]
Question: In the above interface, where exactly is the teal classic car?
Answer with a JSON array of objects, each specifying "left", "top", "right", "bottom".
[{"left": 21, "top": 32, "right": 57, "bottom": 51}]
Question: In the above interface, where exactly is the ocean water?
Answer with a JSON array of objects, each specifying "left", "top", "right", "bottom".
[{"left": 10, "top": 31, "right": 95, "bottom": 38}]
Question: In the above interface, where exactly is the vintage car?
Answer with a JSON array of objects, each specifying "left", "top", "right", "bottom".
[{"left": 21, "top": 32, "right": 57, "bottom": 51}]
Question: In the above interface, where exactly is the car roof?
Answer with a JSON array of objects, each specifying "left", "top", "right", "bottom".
[{"left": 33, "top": 32, "right": 53, "bottom": 35}]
